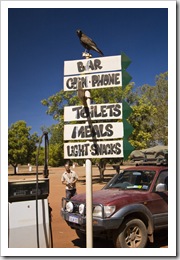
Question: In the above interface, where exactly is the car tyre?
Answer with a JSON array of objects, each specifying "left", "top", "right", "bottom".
[{"left": 113, "top": 218, "right": 148, "bottom": 248}]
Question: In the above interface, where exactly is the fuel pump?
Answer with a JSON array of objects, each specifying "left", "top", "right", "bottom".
[{"left": 8, "top": 132, "right": 53, "bottom": 248}]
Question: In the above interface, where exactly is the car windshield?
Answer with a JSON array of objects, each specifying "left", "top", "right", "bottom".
[{"left": 104, "top": 170, "right": 156, "bottom": 191}]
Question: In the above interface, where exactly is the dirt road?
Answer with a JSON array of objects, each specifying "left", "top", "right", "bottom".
[{"left": 8, "top": 165, "right": 168, "bottom": 248}]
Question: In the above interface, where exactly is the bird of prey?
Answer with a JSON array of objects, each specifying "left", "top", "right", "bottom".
[{"left": 76, "top": 29, "right": 104, "bottom": 56}]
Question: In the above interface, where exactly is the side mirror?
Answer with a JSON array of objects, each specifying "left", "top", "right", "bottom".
[{"left": 156, "top": 183, "right": 167, "bottom": 192}]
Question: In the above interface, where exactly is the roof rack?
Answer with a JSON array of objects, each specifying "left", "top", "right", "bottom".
[{"left": 134, "top": 158, "right": 168, "bottom": 166}]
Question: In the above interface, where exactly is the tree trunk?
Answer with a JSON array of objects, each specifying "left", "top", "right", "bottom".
[
  {"left": 113, "top": 165, "right": 120, "bottom": 174},
  {"left": 12, "top": 164, "right": 17, "bottom": 174},
  {"left": 100, "top": 167, "right": 105, "bottom": 182},
  {"left": 97, "top": 159, "right": 107, "bottom": 182}
]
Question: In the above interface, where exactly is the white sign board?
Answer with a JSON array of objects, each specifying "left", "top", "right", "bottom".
[
  {"left": 64, "top": 71, "right": 122, "bottom": 91},
  {"left": 64, "top": 55, "right": 122, "bottom": 76},
  {"left": 64, "top": 122, "right": 123, "bottom": 141},
  {"left": 64, "top": 140, "right": 124, "bottom": 159},
  {"left": 64, "top": 103, "right": 123, "bottom": 122}
]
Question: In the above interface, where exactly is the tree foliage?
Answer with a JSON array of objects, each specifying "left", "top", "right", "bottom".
[
  {"left": 8, "top": 120, "right": 39, "bottom": 174},
  {"left": 129, "top": 99, "right": 157, "bottom": 149},
  {"left": 48, "top": 124, "right": 64, "bottom": 166},
  {"left": 129, "top": 72, "right": 168, "bottom": 148}
]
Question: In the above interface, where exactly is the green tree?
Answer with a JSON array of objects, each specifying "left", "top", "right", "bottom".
[
  {"left": 48, "top": 124, "right": 64, "bottom": 166},
  {"left": 149, "top": 72, "right": 168, "bottom": 145},
  {"left": 33, "top": 146, "right": 45, "bottom": 166},
  {"left": 8, "top": 120, "right": 38, "bottom": 174},
  {"left": 129, "top": 99, "right": 157, "bottom": 149},
  {"left": 129, "top": 72, "right": 168, "bottom": 148}
]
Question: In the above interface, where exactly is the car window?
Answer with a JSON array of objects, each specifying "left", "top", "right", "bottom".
[
  {"left": 105, "top": 170, "right": 156, "bottom": 191},
  {"left": 155, "top": 170, "right": 168, "bottom": 192}
]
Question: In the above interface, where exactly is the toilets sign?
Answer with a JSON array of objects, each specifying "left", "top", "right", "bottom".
[{"left": 64, "top": 103, "right": 123, "bottom": 122}]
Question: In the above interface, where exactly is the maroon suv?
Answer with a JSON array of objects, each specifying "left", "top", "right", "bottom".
[{"left": 61, "top": 165, "right": 168, "bottom": 248}]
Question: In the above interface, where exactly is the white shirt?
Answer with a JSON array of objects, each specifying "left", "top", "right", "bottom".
[{"left": 61, "top": 170, "right": 78, "bottom": 190}]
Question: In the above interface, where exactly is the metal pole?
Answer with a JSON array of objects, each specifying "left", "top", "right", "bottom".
[
  {"left": 85, "top": 89, "right": 93, "bottom": 248},
  {"left": 43, "top": 131, "right": 49, "bottom": 178}
]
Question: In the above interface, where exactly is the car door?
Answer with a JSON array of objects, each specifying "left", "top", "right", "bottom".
[{"left": 147, "top": 170, "right": 168, "bottom": 228}]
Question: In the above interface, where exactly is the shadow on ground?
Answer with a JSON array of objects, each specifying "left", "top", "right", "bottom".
[
  {"left": 72, "top": 237, "right": 114, "bottom": 248},
  {"left": 8, "top": 172, "right": 43, "bottom": 176},
  {"left": 72, "top": 229, "right": 168, "bottom": 248},
  {"left": 78, "top": 174, "right": 115, "bottom": 185}
]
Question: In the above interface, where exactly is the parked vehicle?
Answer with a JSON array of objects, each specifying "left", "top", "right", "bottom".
[
  {"left": 129, "top": 145, "right": 168, "bottom": 166},
  {"left": 61, "top": 165, "right": 168, "bottom": 248}
]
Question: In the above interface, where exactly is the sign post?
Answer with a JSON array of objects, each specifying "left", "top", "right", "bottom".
[
  {"left": 85, "top": 89, "right": 93, "bottom": 248},
  {"left": 76, "top": 78, "right": 93, "bottom": 247},
  {"left": 63, "top": 52, "right": 133, "bottom": 248}
]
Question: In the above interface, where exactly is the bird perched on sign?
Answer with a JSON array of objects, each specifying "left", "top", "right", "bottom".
[{"left": 76, "top": 29, "right": 104, "bottom": 56}]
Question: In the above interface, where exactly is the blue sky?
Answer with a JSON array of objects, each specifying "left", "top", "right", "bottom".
[{"left": 8, "top": 6, "right": 168, "bottom": 136}]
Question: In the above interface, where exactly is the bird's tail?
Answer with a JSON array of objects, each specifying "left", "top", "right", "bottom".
[
  {"left": 97, "top": 48, "right": 103, "bottom": 56},
  {"left": 98, "top": 48, "right": 104, "bottom": 56},
  {"left": 93, "top": 46, "right": 104, "bottom": 56}
]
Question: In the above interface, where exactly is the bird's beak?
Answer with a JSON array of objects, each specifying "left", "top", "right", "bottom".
[{"left": 77, "top": 29, "right": 81, "bottom": 35}]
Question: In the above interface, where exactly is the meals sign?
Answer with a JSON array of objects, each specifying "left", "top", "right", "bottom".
[{"left": 64, "top": 122, "right": 123, "bottom": 141}]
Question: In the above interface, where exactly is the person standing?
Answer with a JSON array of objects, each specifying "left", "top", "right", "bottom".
[{"left": 61, "top": 163, "right": 78, "bottom": 199}]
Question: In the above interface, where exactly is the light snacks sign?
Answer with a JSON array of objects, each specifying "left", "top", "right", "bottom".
[{"left": 64, "top": 140, "right": 123, "bottom": 159}]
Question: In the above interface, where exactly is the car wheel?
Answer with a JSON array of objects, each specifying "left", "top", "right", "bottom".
[{"left": 113, "top": 218, "right": 148, "bottom": 248}]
